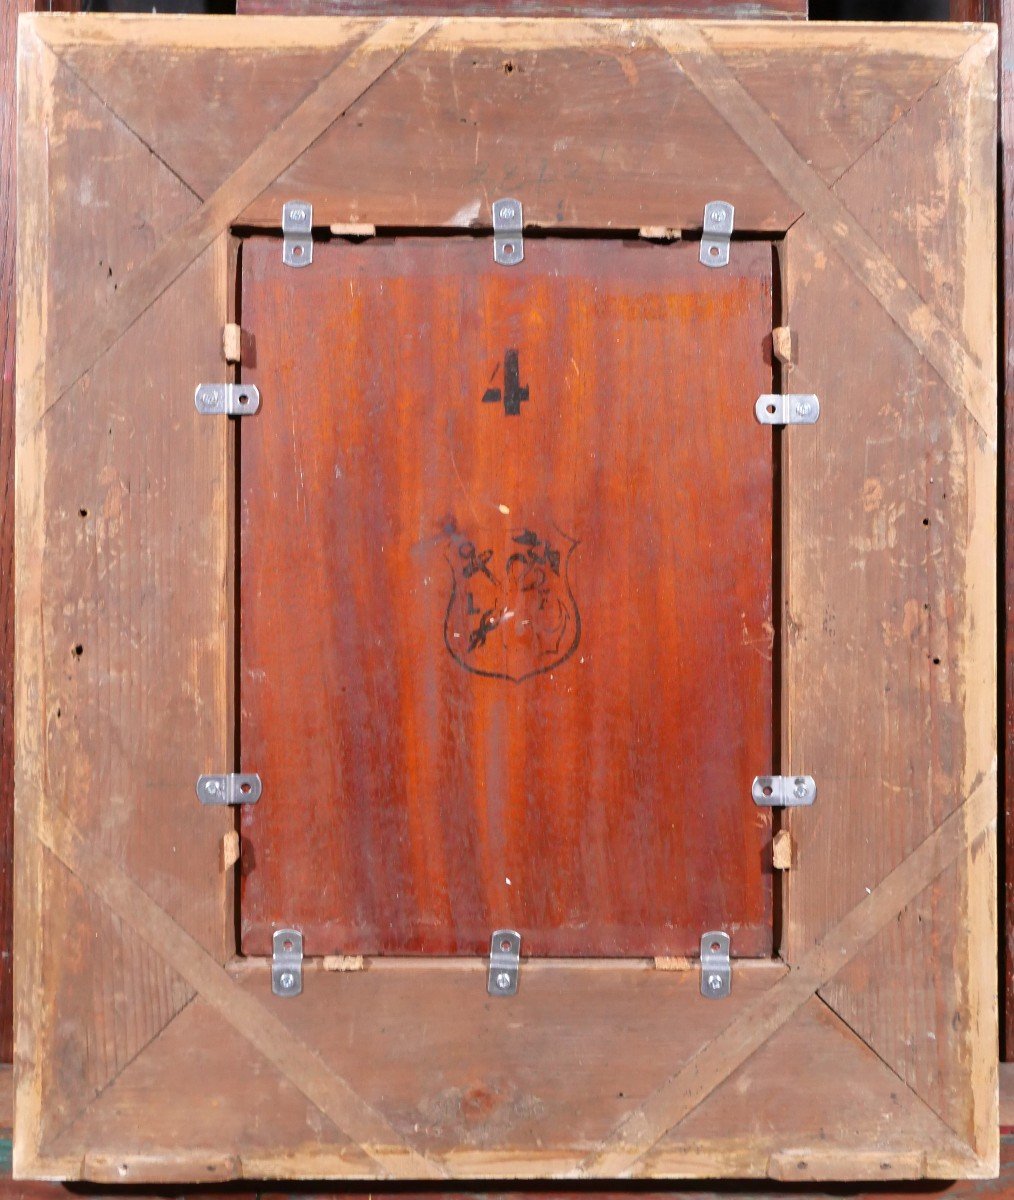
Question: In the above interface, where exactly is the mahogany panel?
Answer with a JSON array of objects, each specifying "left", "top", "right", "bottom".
[{"left": 239, "top": 235, "right": 775, "bottom": 959}]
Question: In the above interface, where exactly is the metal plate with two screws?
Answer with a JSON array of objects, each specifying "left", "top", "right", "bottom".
[
  {"left": 701, "top": 931, "right": 731, "bottom": 999},
  {"left": 487, "top": 929, "right": 521, "bottom": 996},
  {"left": 755, "top": 394, "right": 820, "bottom": 426},
  {"left": 492, "top": 198, "right": 524, "bottom": 266},
  {"left": 282, "top": 200, "right": 313, "bottom": 267},
  {"left": 752, "top": 775, "right": 817, "bottom": 807},
  {"left": 196, "top": 773, "right": 262, "bottom": 806},
  {"left": 700, "top": 201, "right": 734, "bottom": 268},
  {"left": 194, "top": 383, "right": 261, "bottom": 416},
  {"left": 272, "top": 929, "right": 303, "bottom": 997}
]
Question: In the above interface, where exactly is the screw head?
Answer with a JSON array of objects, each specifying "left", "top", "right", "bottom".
[
  {"left": 707, "top": 973, "right": 724, "bottom": 992},
  {"left": 795, "top": 400, "right": 812, "bottom": 417},
  {"left": 793, "top": 780, "right": 809, "bottom": 800},
  {"left": 279, "top": 971, "right": 295, "bottom": 990},
  {"left": 496, "top": 971, "right": 512, "bottom": 990}
]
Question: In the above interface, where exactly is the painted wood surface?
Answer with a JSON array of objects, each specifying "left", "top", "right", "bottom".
[{"left": 238, "top": 235, "right": 775, "bottom": 958}]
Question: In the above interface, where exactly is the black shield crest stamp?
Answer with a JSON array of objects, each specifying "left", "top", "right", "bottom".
[{"left": 444, "top": 527, "right": 580, "bottom": 683}]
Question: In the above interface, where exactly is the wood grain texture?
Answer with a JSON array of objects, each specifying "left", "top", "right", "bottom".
[
  {"left": 579, "top": 775, "right": 995, "bottom": 1176},
  {"left": 997, "top": 0, "right": 1014, "bottom": 1065},
  {"left": 0, "top": 0, "right": 79, "bottom": 1072},
  {"left": 781, "top": 31, "right": 998, "bottom": 1168},
  {"left": 235, "top": 0, "right": 806, "bottom": 14},
  {"left": 3, "top": 1047, "right": 1014, "bottom": 1200},
  {"left": 14, "top": 24, "right": 233, "bottom": 1176},
  {"left": 3, "top": 1070, "right": 1014, "bottom": 1197},
  {"left": 41, "top": 19, "right": 977, "bottom": 233},
  {"left": 28, "top": 729, "right": 994, "bottom": 1181},
  {"left": 249, "top": 23, "right": 991, "bottom": 234},
  {"left": 45, "top": 986, "right": 966, "bottom": 1182},
  {"left": 38, "top": 940, "right": 784, "bottom": 1180},
  {"left": 36, "top": 800, "right": 448, "bottom": 1181},
  {"left": 648, "top": 997, "right": 975, "bottom": 1180},
  {"left": 27, "top": 18, "right": 437, "bottom": 427},
  {"left": 239, "top": 236, "right": 775, "bottom": 959},
  {"left": 22, "top": 1075, "right": 1014, "bottom": 1200},
  {"left": 1, "top": 0, "right": 23, "bottom": 1078},
  {"left": 658, "top": 24, "right": 995, "bottom": 437},
  {"left": 14, "top": 15, "right": 999, "bottom": 1183}
]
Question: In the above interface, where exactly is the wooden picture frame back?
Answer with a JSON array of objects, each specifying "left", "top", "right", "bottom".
[{"left": 14, "top": 15, "right": 998, "bottom": 1183}]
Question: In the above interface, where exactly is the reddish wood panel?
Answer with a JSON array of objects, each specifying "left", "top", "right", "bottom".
[
  {"left": 238, "top": 235, "right": 775, "bottom": 959},
  {"left": 949, "top": 0, "right": 993, "bottom": 17}
]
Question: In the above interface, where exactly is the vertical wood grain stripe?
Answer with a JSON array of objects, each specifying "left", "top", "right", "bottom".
[
  {"left": 36, "top": 799, "right": 450, "bottom": 1180},
  {"left": 653, "top": 24, "right": 996, "bottom": 440},
  {"left": 577, "top": 770, "right": 996, "bottom": 1176},
  {"left": 13, "top": 24, "right": 58, "bottom": 1171},
  {"left": 31, "top": 16, "right": 438, "bottom": 425}
]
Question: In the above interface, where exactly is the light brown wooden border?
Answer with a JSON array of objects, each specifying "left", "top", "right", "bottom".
[{"left": 14, "top": 15, "right": 998, "bottom": 1183}]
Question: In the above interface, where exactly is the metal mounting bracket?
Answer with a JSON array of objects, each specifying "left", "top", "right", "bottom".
[
  {"left": 700, "top": 201, "right": 734, "bottom": 268},
  {"left": 272, "top": 929, "right": 303, "bottom": 997},
  {"left": 282, "top": 200, "right": 313, "bottom": 267},
  {"left": 755, "top": 393, "right": 820, "bottom": 425},
  {"left": 194, "top": 383, "right": 261, "bottom": 416},
  {"left": 752, "top": 775, "right": 817, "bottom": 807},
  {"left": 701, "top": 931, "right": 731, "bottom": 999},
  {"left": 487, "top": 929, "right": 521, "bottom": 996},
  {"left": 492, "top": 198, "right": 524, "bottom": 266},
  {"left": 196, "top": 773, "right": 262, "bottom": 806}
]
